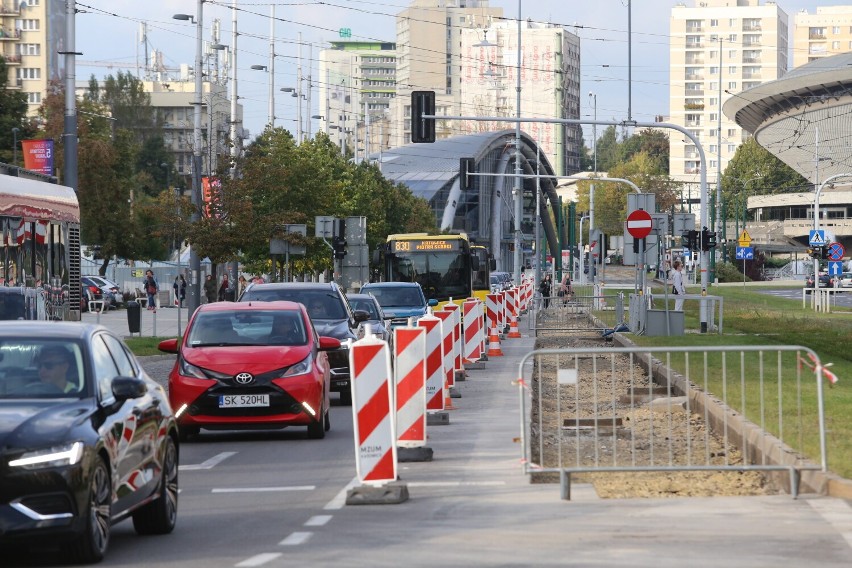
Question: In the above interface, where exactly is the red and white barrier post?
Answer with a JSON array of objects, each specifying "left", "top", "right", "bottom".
[
  {"left": 462, "top": 299, "right": 483, "bottom": 365},
  {"left": 485, "top": 293, "right": 504, "bottom": 357},
  {"left": 418, "top": 312, "right": 450, "bottom": 425},
  {"left": 434, "top": 310, "right": 458, "bottom": 407},
  {"left": 443, "top": 301, "right": 465, "bottom": 383},
  {"left": 394, "top": 325, "right": 432, "bottom": 462},
  {"left": 346, "top": 330, "right": 408, "bottom": 505}
]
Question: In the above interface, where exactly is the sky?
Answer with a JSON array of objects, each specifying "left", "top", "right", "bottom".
[{"left": 74, "top": 0, "right": 835, "bottom": 143}]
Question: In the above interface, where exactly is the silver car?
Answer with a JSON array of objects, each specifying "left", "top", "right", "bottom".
[{"left": 347, "top": 293, "right": 391, "bottom": 343}]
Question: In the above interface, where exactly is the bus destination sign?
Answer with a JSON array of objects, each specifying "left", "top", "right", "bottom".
[{"left": 392, "top": 239, "right": 460, "bottom": 253}]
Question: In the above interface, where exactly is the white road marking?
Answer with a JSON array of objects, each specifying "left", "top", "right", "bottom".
[
  {"left": 324, "top": 476, "right": 359, "bottom": 510},
  {"left": 179, "top": 451, "right": 237, "bottom": 471},
  {"left": 304, "top": 515, "right": 333, "bottom": 527},
  {"left": 406, "top": 481, "right": 506, "bottom": 487},
  {"left": 211, "top": 486, "right": 315, "bottom": 493},
  {"left": 235, "top": 553, "right": 282, "bottom": 567},
  {"left": 279, "top": 531, "right": 313, "bottom": 546},
  {"left": 808, "top": 498, "right": 852, "bottom": 549}
]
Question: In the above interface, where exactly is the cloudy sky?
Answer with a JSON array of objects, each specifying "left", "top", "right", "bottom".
[{"left": 75, "top": 0, "right": 833, "bottom": 142}]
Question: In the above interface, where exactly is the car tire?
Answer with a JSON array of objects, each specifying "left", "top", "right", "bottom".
[
  {"left": 133, "top": 436, "right": 178, "bottom": 535},
  {"left": 178, "top": 425, "right": 200, "bottom": 443},
  {"left": 72, "top": 457, "right": 111, "bottom": 563},
  {"left": 324, "top": 407, "right": 331, "bottom": 432},
  {"left": 307, "top": 404, "right": 326, "bottom": 439}
]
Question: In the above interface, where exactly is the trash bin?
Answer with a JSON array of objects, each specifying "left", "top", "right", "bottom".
[{"left": 127, "top": 300, "right": 141, "bottom": 334}]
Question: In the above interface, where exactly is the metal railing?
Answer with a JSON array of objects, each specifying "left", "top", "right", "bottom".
[
  {"left": 517, "top": 345, "right": 828, "bottom": 500},
  {"left": 528, "top": 291, "right": 625, "bottom": 336}
]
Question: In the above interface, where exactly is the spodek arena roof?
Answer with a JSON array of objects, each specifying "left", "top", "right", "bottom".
[{"left": 723, "top": 52, "right": 852, "bottom": 185}]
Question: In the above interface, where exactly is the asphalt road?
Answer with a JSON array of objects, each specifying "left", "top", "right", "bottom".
[{"left": 8, "top": 305, "right": 852, "bottom": 567}]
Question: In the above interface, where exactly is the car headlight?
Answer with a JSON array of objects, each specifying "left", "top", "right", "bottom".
[
  {"left": 282, "top": 354, "right": 312, "bottom": 377},
  {"left": 9, "top": 441, "right": 84, "bottom": 469},
  {"left": 179, "top": 357, "right": 230, "bottom": 380}
]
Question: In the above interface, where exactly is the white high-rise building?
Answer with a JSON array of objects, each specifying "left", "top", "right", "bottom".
[
  {"left": 669, "top": 0, "right": 788, "bottom": 201},
  {"left": 792, "top": 6, "right": 852, "bottom": 68},
  {"left": 457, "top": 20, "right": 581, "bottom": 175}
]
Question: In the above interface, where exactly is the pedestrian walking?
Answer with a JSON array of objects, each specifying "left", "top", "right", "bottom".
[
  {"left": 672, "top": 260, "right": 687, "bottom": 311},
  {"left": 539, "top": 274, "right": 552, "bottom": 308},
  {"left": 218, "top": 275, "right": 230, "bottom": 302},
  {"left": 204, "top": 274, "right": 217, "bottom": 304},
  {"left": 173, "top": 275, "right": 186, "bottom": 307},
  {"left": 237, "top": 275, "right": 247, "bottom": 298},
  {"left": 143, "top": 270, "right": 158, "bottom": 312},
  {"left": 558, "top": 273, "right": 573, "bottom": 306}
]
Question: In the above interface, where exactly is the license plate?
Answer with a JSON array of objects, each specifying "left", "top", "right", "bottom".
[{"left": 218, "top": 394, "right": 270, "bottom": 408}]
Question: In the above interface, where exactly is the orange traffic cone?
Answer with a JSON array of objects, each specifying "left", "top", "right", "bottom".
[
  {"left": 444, "top": 381, "right": 457, "bottom": 410},
  {"left": 486, "top": 326, "right": 504, "bottom": 357},
  {"left": 507, "top": 313, "right": 522, "bottom": 338}
]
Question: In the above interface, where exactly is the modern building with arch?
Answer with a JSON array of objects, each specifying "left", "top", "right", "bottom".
[
  {"left": 723, "top": 51, "right": 852, "bottom": 253},
  {"left": 376, "top": 129, "right": 562, "bottom": 274}
]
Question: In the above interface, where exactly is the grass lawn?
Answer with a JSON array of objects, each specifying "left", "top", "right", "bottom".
[{"left": 618, "top": 285, "right": 852, "bottom": 479}]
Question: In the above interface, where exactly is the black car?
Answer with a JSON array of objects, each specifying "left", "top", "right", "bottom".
[
  {"left": 239, "top": 282, "right": 368, "bottom": 405},
  {"left": 347, "top": 293, "right": 391, "bottom": 343},
  {"left": 805, "top": 273, "right": 833, "bottom": 293},
  {"left": 0, "top": 322, "right": 179, "bottom": 563}
]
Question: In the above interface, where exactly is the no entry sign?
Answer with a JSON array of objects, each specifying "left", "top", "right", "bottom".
[{"left": 626, "top": 209, "right": 653, "bottom": 239}]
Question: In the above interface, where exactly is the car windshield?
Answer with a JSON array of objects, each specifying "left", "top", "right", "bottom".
[
  {"left": 350, "top": 298, "right": 380, "bottom": 319},
  {"left": 243, "top": 289, "right": 347, "bottom": 320},
  {"left": 364, "top": 287, "right": 424, "bottom": 308},
  {"left": 188, "top": 310, "right": 308, "bottom": 347},
  {"left": 0, "top": 339, "right": 85, "bottom": 399}
]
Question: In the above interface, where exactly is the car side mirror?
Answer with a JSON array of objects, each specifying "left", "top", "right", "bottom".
[
  {"left": 158, "top": 338, "right": 179, "bottom": 354},
  {"left": 318, "top": 336, "right": 342, "bottom": 351},
  {"left": 352, "top": 309, "right": 370, "bottom": 323},
  {"left": 112, "top": 376, "right": 147, "bottom": 400},
  {"left": 428, "top": 299, "right": 439, "bottom": 307}
]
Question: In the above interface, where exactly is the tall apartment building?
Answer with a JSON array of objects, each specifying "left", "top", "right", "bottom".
[
  {"left": 317, "top": 40, "right": 396, "bottom": 155},
  {"left": 792, "top": 6, "right": 852, "bottom": 68},
  {"left": 391, "top": 0, "right": 503, "bottom": 147},
  {"left": 457, "top": 20, "right": 581, "bottom": 175},
  {"left": 1, "top": 0, "right": 63, "bottom": 112},
  {"left": 669, "top": 0, "right": 788, "bottom": 198}
]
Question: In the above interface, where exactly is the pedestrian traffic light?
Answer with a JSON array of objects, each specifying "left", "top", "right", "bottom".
[
  {"left": 332, "top": 236, "right": 347, "bottom": 260},
  {"left": 459, "top": 157, "right": 475, "bottom": 190},
  {"left": 411, "top": 91, "right": 436, "bottom": 143}
]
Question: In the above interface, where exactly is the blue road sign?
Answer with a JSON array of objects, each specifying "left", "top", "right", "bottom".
[
  {"left": 809, "top": 229, "right": 826, "bottom": 246},
  {"left": 827, "top": 242, "right": 845, "bottom": 261},
  {"left": 828, "top": 261, "right": 843, "bottom": 276},
  {"left": 735, "top": 246, "right": 754, "bottom": 260}
]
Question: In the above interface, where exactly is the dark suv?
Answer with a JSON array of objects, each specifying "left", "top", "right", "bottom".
[{"left": 239, "top": 282, "right": 368, "bottom": 404}]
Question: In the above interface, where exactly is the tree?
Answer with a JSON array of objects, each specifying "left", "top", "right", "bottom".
[
  {"left": 0, "top": 56, "right": 36, "bottom": 165},
  {"left": 591, "top": 125, "right": 620, "bottom": 172},
  {"left": 618, "top": 129, "right": 669, "bottom": 175},
  {"left": 721, "top": 138, "right": 809, "bottom": 221}
]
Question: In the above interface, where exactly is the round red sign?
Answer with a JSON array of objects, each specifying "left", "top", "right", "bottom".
[{"left": 626, "top": 209, "right": 653, "bottom": 239}]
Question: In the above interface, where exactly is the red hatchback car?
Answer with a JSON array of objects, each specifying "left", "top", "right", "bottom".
[{"left": 157, "top": 301, "right": 341, "bottom": 440}]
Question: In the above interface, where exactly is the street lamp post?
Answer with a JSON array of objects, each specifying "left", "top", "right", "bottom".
[
  {"left": 589, "top": 91, "right": 597, "bottom": 285},
  {"left": 251, "top": 64, "right": 274, "bottom": 128},
  {"left": 173, "top": 3, "right": 203, "bottom": 317}
]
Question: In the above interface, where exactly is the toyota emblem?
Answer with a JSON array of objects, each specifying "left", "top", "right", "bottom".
[{"left": 234, "top": 372, "right": 254, "bottom": 385}]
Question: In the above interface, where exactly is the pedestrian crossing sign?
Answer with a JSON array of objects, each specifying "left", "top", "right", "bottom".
[{"left": 809, "top": 229, "right": 826, "bottom": 246}]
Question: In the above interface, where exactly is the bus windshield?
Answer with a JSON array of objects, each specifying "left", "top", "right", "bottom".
[{"left": 388, "top": 250, "right": 471, "bottom": 302}]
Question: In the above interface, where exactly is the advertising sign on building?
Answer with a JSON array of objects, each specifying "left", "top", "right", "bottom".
[{"left": 21, "top": 139, "right": 54, "bottom": 176}]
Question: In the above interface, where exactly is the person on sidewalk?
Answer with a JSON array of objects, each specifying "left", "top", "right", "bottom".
[
  {"left": 218, "top": 275, "right": 231, "bottom": 302},
  {"left": 672, "top": 260, "right": 687, "bottom": 311},
  {"left": 173, "top": 275, "right": 186, "bottom": 307},
  {"left": 204, "top": 274, "right": 217, "bottom": 304},
  {"left": 144, "top": 270, "right": 158, "bottom": 312}
]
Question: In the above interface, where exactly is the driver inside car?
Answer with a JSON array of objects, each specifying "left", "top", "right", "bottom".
[{"left": 36, "top": 345, "right": 78, "bottom": 394}]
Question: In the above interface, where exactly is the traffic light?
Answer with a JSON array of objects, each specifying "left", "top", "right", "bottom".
[
  {"left": 411, "top": 91, "right": 436, "bottom": 143},
  {"left": 459, "top": 157, "right": 475, "bottom": 190},
  {"left": 821, "top": 245, "right": 830, "bottom": 260},
  {"left": 706, "top": 230, "right": 717, "bottom": 250},
  {"left": 681, "top": 230, "right": 698, "bottom": 250},
  {"left": 332, "top": 236, "right": 347, "bottom": 260}
]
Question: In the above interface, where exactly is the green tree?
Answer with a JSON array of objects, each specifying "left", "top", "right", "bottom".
[
  {"left": 618, "top": 129, "right": 669, "bottom": 175},
  {"left": 591, "top": 125, "right": 620, "bottom": 172},
  {"left": 721, "top": 138, "right": 809, "bottom": 221},
  {"left": 0, "top": 56, "right": 36, "bottom": 165}
]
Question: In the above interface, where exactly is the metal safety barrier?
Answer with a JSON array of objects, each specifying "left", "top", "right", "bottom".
[
  {"left": 529, "top": 293, "right": 624, "bottom": 335},
  {"left": 517, "top": 345, "right": 828, "bottom": 500}
]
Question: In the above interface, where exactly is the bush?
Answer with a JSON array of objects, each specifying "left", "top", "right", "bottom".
[{"left": 715, "top": 261, "right": 752, "bottom": 283}]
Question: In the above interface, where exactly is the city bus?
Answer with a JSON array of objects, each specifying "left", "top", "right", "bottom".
[
  {"left": 0, "top": 166, "right": 81, "bottom": 321},
  {"left": 381, "top": 233, "right": 491, "bottom": 306}
]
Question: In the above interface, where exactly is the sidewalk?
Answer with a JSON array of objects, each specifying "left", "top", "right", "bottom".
[{"left": 82, "top": 304, "right": 190, "bottom": 338}]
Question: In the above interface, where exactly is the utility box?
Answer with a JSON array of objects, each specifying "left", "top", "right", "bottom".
[{"left": 644, "top": 309, "right": 685, "bottom": 336}]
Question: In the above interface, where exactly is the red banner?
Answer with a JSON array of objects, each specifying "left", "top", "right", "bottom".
[{"left": 21, "top": 139, "right": 54, "bottom": 176}]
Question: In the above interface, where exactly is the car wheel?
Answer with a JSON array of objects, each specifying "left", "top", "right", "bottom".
[
  {"left": 307, "top": 402, "right": 326, "bottom": 439},
  {"left": 324, "top": 407, "right": 331, "bottom": 432},
  {"left": 133, "top": 436, "right": 178, "bottom": 535},
  {"left": 178, "top": 425, "right": 200, "bottom": 443},
  {"left": 339, "top": 389, "right": 352, "bottom": 406},
  {"left": 72, "top": 457, "right": 111, "bottom": 563}
]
